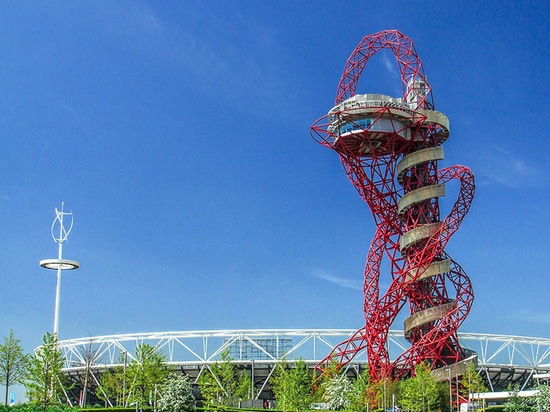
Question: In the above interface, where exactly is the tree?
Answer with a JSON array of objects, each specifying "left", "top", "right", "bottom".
[
  {"left": 97, "top": 353, "right": 128, "bottom": 407},
  {"left": 400, "top": 363, "right": 441, "bottom": 412},
  {"left": 97, "top": 367, "right": 123, "bottom": 407},
  {"left": 375, "top": 374, "right": 400, "bottom": 411},
  {"left": 126, "top": 343, "right": 169, "bottom": 408},
  {"left": 321, "top": 372, "right": 353, "bottom": 410},
  {"left": 197, "top": 350, "right": 250, "bottom": 407},
  {"left": 0, "top": 330, "right": 29, "bottom": 405},
  {"left": 347, "top": 368, "right": 376, "bottom": 412},
  {"left": 157, "top": 374, "right": 196, "bottom": 412},
  {"left": 460, "top": 360, "right": 487, "bottom": 401},
  {"left": 503, "top": 384, "right": 534, "bottom": 412},
  {"left": 77, "top": 339, "right": 103, "bottom": 407},
  {"left": 197, "top": 366, "right": 222, "bottom": 406},
  {"left": 24, "top": 332, "right": 67, "bottom": 411},
  {"left": 534, "top": 384, "right": 550, "bottom": 412},
  {"left": 271, "top": 358, "right": 313, "bottom": 411}
]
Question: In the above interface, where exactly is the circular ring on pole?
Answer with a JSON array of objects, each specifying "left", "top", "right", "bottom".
[{"left": 40, "top": 259, "right": 80, "bottom": 270}]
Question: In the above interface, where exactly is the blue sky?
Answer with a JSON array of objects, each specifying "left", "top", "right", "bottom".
[{"left": 1, "top": 0, "right": 549, "bottom": 354}]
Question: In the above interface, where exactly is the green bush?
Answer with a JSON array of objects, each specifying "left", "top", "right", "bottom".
[
  {"left": 196, "top": 407, "right": 277, "bottom": 412},
  {"left": 0, "top": 405, "right": 70, "bottom": 412},
  {"left": 79, "top": 409, "right": 153, "bottom": 412}
]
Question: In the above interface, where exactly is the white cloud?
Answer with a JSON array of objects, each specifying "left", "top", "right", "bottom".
[
  {"left": 473, "top": 145, "right": 546, "bottom": 188},
  {"left": 507, "top": 311, "right": 550, "bottom": 326},
  {"left": 381, "top": 52, "right": 398, "bottom": 77},
  {"left": 310, "top": 268, "right": 362, "bottom": 291}
]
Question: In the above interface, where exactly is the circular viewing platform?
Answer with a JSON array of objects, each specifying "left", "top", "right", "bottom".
[
  {"left": 323, "top": 94, "right": 449, "bottom": 156},
  {"left": 39, "top": 258, "right": 80, "bottom": 270}
]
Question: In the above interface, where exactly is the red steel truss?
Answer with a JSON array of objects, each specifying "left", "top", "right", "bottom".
[{"left": 310, "top": 30, "right": 475, "bottom": 381}]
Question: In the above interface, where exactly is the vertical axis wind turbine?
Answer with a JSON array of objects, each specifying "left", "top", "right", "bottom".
[{"left": 40, "top": 202, "right": 80, "bottom": 336}]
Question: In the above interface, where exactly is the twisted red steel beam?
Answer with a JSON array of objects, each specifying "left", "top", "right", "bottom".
[
  {"left": 335, "top": 29, "right": 434, "bottom": 109},
  {"left": 310, "top": 30, "right": 475, "bottom": 382}
]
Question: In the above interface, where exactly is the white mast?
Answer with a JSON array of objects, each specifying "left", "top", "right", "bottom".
[{"left": 39, "top": 202, "right": 80, "bottom": 336}]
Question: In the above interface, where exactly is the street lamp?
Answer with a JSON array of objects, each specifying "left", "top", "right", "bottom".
[
  {"left": 448, "top": 368, "right": 453, "bottom": 412},
  {"left": 122, "top": 350, "right": 128, "bottom": 407},
  {"left": 39, "top": 203, "right": 80, "bottom": 336}
]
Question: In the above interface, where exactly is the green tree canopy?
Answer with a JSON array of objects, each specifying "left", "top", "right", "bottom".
[
  {"left": 503, "top": 384, "right": 534, "bottom": 412},
  {"left": 126, "top": 343, "right": 169, "bottom": 408},
  {"left": 97, "top": 352, "right": 129, "bottom": 407},
  {"left": 534, "top": 384, "right": 550, "bottom": 412},
  {"left": 24, "top": 332, "right": 67, "bottom": 411},
  {"left": 460, "top": 360, "right": 487, "bottom": 400},
  {"left": 399, "top": 363, "right": 441, "bottom": 412},
  {"left": 271, "top": 358, "right": 313, "bottom": 412},
  {"left": 197, "top": 350, "right": 250, "bottom": 407},
  {"left": 375, "top": 374, "right": 400, "bottom": 411},
  {"left": 347, "top": 368, "right": 374, "bottom": 412},
  {"left": 0, "top": 330, "right": 29, "bottom": 406}
]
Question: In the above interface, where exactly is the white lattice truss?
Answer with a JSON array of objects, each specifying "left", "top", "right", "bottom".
[{"left": 58, "top": 329, "right": 550, "bottom": 398}]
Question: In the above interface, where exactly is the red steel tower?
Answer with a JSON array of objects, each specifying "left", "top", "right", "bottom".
[{"left": 311, "top": 30, "right": 475, "bottom": 381}]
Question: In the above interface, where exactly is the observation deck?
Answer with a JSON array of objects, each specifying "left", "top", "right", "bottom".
[{"left": 324, "top": 94, "right": 449, "bottom": 156}]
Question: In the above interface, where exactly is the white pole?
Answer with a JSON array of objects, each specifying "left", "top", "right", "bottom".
[
  {"left": 53, "top": 203, "right": 65, "bottom": 336},
  {"left": 455, "top": 372, "right": 459, "bottom": 412},
  {"left": 449, "top": 368, "right": 453, "bottom": 412},
  {"left": 53, "top": 267, "right": 62, "bottom": 336}
]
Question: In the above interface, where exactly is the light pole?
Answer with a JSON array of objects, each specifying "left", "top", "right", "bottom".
[
  {"left": 455, "top": 371, "right": 459, "bottom": 411},
  {"left": 251, "top": 359, "right": 255, "bottom": 400},
  {"left": 122, "top": 350, "right": 128, "bottom": 407},
  {"left": 448, "top": 368, "right": 453, "bottom": 412},
  {"left": 39, "top": 202, "right": 80, "bottom": 336}
]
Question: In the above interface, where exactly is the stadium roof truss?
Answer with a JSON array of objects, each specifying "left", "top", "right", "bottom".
[{"left": 56, "top": 329, "right": 550, "bottom": 404}]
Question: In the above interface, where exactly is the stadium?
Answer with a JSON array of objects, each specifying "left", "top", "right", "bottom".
[{"left": 58, "top": 329, "right": 550, "bottom": 406}]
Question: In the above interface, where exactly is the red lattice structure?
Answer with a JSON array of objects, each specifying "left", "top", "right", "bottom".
[{"left": 310, "top": 30, "right": 475, "bottom": 382}]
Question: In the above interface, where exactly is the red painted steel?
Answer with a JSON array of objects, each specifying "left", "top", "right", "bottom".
[{"left": 310, "top": 30, "right": 475, "bottom": 381}]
